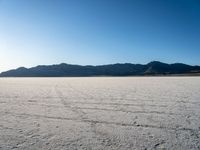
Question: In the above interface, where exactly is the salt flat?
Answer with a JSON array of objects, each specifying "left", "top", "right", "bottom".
[{"left": 0, "top": 77, "right": 200, "bottom": 150}]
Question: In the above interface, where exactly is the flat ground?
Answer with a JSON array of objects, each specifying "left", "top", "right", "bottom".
[{"left": 0, "top": 77, "right": 200, "bottom": 150}]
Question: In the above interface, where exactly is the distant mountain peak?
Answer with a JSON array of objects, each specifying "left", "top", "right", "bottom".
[
  {"left": 0, "top": 61, "right": 200, "bottom": 77},
  {"left": 147, "top": 61, "right": 167, "bottom": 66},
  {"left": 17, "top": 67, "right": 28, "bottom": 70}
]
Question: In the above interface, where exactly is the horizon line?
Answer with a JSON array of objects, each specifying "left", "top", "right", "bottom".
[{"left": 1, "top": 60, "right": 200, "bottom": 74}]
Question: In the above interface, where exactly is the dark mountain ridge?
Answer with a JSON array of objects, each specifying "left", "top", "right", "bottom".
[{"left": 0, "top": 61, "right": 200, "bottom": 77}]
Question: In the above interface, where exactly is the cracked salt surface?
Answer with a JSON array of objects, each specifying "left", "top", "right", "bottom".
[{"left": 0, "top": 77, "right": 200, "bottom": 150}]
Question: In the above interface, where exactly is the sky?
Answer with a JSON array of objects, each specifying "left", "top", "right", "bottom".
[{"left": 0, "top": 0, "right": 200, "bottom": 72}]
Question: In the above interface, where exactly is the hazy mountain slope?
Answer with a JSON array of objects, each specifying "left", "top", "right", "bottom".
[{"left": 0, "top": 61, "right": 200, "bottom": 77}]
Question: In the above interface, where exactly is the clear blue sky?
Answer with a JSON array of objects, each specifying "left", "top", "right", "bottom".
[{"left": 0, "top": 0, "right": 200, "bottom": 72}]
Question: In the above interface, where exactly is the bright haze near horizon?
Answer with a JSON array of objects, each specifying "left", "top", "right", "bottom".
[{"left": 0, "top": 0, "right": 200, "bottom": 72}]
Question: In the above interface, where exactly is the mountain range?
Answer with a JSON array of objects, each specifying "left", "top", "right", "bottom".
[{"left": 0, "top": 61, "right": 200, "bottom": 77}]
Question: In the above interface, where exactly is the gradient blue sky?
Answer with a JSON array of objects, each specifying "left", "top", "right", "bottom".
[{"left": 0, "top": 0, "right": 200, "bottom": 72}]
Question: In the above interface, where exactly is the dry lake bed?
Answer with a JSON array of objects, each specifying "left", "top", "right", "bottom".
[{"left": 0, "top": 77, "right": 200, "bottom": 150}]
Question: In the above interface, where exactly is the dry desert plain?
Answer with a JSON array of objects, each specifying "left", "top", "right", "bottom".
[{"left": 0, "top": 77, "right": 200, "bottom": 150}]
